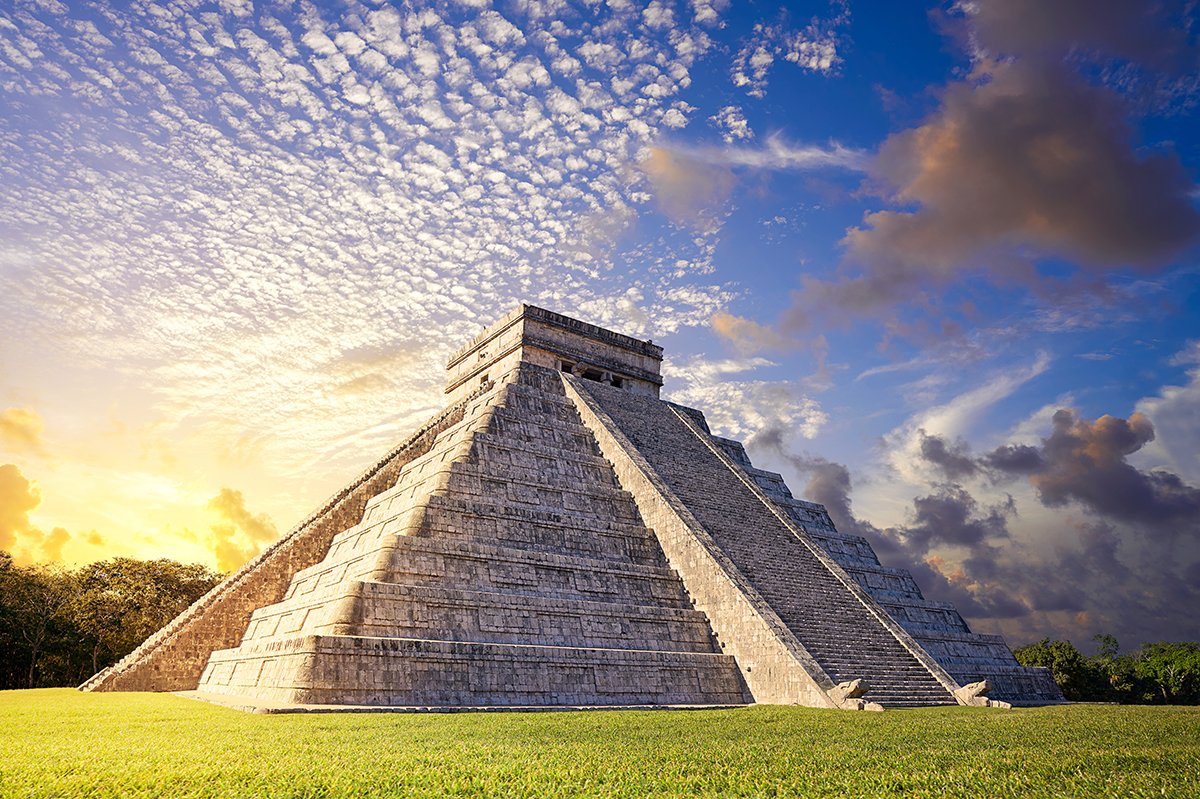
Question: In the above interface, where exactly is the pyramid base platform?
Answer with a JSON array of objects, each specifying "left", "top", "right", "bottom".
[
  {"left": 176, "top": 689, "right": 749, "bottom": 715},
  {"left": 197, "top": 634, "right": 752, "bottom": 708}
]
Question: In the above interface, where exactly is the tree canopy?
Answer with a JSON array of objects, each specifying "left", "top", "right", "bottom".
[
  {"left": 1014, "top": 636, "right": 1200, "bottom": 704},
  {"left": 0, "top": 553, "right": 223, "bottom": 689}
]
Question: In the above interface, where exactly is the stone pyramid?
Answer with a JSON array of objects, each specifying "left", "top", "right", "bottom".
[{"left": 82, "top": 305, "right": 1061, "bottom": 709}]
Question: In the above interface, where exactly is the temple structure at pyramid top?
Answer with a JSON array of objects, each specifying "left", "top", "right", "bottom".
[
  {"left": 82, "top": 304, "right": 1062, "bottom": 710},
  {"left": 444, "top": 303, "right": 666, "bottom": 403}
]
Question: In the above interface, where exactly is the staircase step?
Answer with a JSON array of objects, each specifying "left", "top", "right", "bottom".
[
  {"left": 286, "top": 535, "right": 696, "bottom": 609},
  {"left": 245, "top": 582, "right": 719, "bottom": 654}
]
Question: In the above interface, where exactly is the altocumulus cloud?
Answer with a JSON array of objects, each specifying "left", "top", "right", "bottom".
[
  {"left": 664, "top": 356, "right": 829, "bottom": 444},
  {"left": 0, "top": 0, "right": 761, "bottom": 490}
]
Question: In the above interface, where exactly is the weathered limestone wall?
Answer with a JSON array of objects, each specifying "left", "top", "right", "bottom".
[
  {"left": 565, "top": 374, "right": 971, "bottom": 707},
  {"left": 201, "top": 636, "right": 749, "bottom": 708},
  {"left": 445, "top": 304, "right": 663, "bottom": 403},
  {"left": 80, "top": 399, "right": 472, "bottom": 693},
  {"left": 272, "top": 581, "right": 721, "bottom": 652}
]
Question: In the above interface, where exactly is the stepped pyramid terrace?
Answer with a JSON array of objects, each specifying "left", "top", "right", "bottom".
[{"left": 81, "top": 305, "right": 1063, "bottom": 711}]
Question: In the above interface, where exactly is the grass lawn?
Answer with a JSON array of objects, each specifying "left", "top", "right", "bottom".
[{"left": 1, "top": 690, "right": 1197, "bottom": 798}]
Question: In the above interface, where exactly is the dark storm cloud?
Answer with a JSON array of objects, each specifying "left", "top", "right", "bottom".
[
  {"left": 913, "top": 414, "right": 1200, "bottom": 641},
  {"left": 747, "top": 424, "right": 887, "bottom": 543},
  {"left": 1024, "top": 410, "right": 1200, "bottom": 536},
  {"left": 749, "top": 426, "right": 1029, "bottom": 618},
  {"left": 1185, "top": 559, "right": 1200, "bottom": 586},
  {"left": 891, "top": 485, "right": 1031, "bottom": 620},
  {"left": 951, "top": 0, "right": 1197, "bottom": 68},
  {"left": 752, "top": 424, "right": 1009, "bottom": 554},
  {"left": 926, "top": 552, "right": 1035, "bottom": 619},
  {"left": 917, "top": 430, "right": 979, "bottom": 480},
  {"left": 901, "top": 483, "right": 1012, "bottom": 551},
  {"left": 753, "top": 434, "right": 1034, "bottom": 620},
  {"left": 783, "top": 453, "right": 869, "bottom": 537},
  {"left": 916, "top": 412, "right": 1200, "bottom": 539},
  {"left": 1052, "top": 521, "right": 1131, "bottom": 591},
  {"left": 981, "top": 443, "right": 1045, "bottom": 475},
  {"left": 781, "top": 0, "right": 1200, "bottom": 333}
]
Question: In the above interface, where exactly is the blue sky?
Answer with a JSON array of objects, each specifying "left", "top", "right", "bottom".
[{"left": 2, "top": 0, "right": 1199, "bottom": 651}]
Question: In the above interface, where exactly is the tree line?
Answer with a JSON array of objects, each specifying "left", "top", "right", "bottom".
[
  {"left": 1014, "top": 634, "right": 1200, "bottom": 704},
  {"left": 4, "top": 548, "right": 1198, "bottom": 703},
  {"left": 0, "top": 551, "right": 223, "bottom": 690}
]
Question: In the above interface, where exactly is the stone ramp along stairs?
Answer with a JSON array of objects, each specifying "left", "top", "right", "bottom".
[
  {"left": 81, "top": 303, "right": 1060, "bottom": 710},
  {"left": 563, "top": 375, "right": 960, "bottom": 709}
]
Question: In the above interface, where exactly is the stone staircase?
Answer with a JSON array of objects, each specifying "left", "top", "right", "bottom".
[
  {"left": 195, "top": 365, "right": 750, "bottom": 708},
  {"left": 717, "top": 439, "right": 1063, "bottom": 703},
  {"left": 571, "top": 379, "right": 960, "bottom": 707}
]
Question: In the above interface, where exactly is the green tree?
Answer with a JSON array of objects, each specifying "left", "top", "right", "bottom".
[
  {"left": 0, "top": 561, "right": 78, "bottom": 687},
  {"left": 1013, "top": 638, "right": 1100, "bottom": 700},
  {"left": 1, "top": 553, "right": 223, "bottom": 688},
  {"left": 1088, "top": 633, "right": 1135, "bottom": 700},
  {"left": 1019, "top": 635, "right": 1200, "bottom": 705},
  {"left": 0, "top": 551, "right": 23, "bottom": 688},
  {"left": 1134, "top": 642, "right": 1200, "bottom": 704},
  {"left": 73, "top": 558, "right": 222, "bottom": 679},
  {"left": 1092, "top": 633, "right": 1119, "bottom": 660}
]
